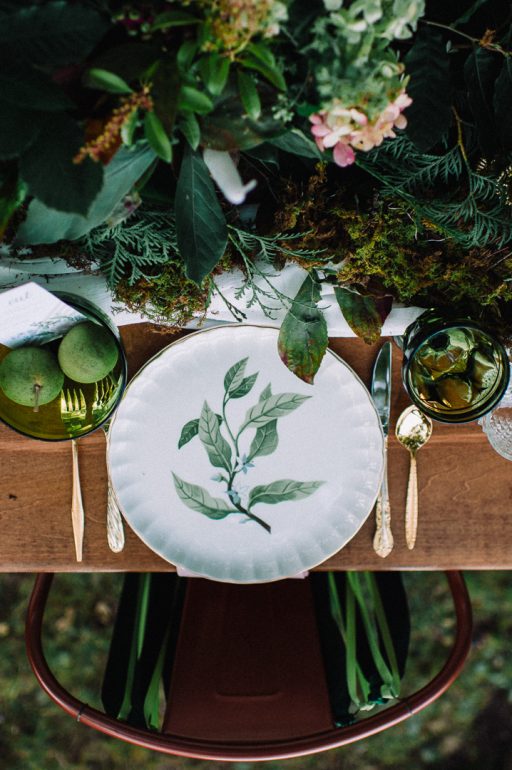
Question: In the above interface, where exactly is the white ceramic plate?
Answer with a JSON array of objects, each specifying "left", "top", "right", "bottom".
[{"left": 108, "top": 325, "right": 384, "bottom": 583}]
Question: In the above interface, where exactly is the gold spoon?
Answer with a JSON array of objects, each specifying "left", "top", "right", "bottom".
[{"left": 395, "top": 405, "right": 433, "bottom": 550}]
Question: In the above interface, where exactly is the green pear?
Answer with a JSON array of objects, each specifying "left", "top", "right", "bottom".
[
  {"left": 0, "top": 346, "right": 64, "bottom": 409},
  {"left": 58, "top": 321, "right": 119, "bottom": 384}
]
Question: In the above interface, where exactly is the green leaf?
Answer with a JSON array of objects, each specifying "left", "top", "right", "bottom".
[
  {"left": 230, "top": 373, "right": 258, "bottom": 399},
  {"left": 0, "top": 1, "right": 109, "bottom": 67},
  {"left": 174, "top": 145, "right": 228, "bottom": 283},
  {"left": 237, "top": 70, "right": 261, "bottom": 119},
  {"left": 224, "top": 357, "right": 248, "bottom": 394},
  {"left": 200, "top": 91, "right": 283, "bottom": 151},
  {"left": 16, "top": 145, "right": 156, "bottom": 244},
  {"left": 152, "top": 58, "right": 181, "bottom": 135},
  {"left": 144, "top": 112, "right": 173, "bottom": 163},
  {"left": 200, "top": 54, "right": 230, "bottom": 96},
  {"left": 121, "top": 109, "right": 139, "bottom": 146},
  {"left": 239, "top": 51, "right": 286, "bottom": 91},
  {"left": 0, "top": 166, "right": 25, "bottom": 235},
  {"left": 464, "top": 47, "right": 502, "bottom": 156},
  {"left": 90, "top": 42, "right": 160, "bottom": 85},
  {"left": 269, "top": 129, "right": 322, "bottom": 160},
  {"left": 0, "top": 103, "right": 43, "bottom": 160},
  {"left": 494, "top": 56, "right": 512, "bottom": 151},
  {"left": 177, "top": 40, "right": 199, "bottom": 72},
  {"left": 20, "top": 113, "right": 103, "bottom": 216},
  {"left": 85, "top": 68, "right": 133, "bottom": 94},
  {"left": 0, "top": 62, "right": 72, "bottom": 111},
  {"left": 240, "top": 392, "right": 311, "bottom": 432},
  {"left": 404, "top": 29, "right": 452, "bottom": 152},
  {"left": 278, "top": 274, "right": 327, "bottom": 384},
  {"left": 198, "top": 401, "right": 232, "bottom": 471},
  {"left": 178, "top": 413, "right": 222, "bottom": 449},
  {"left": 245, "top": 42, "right": 276, "bottom": 67},
  {"left": 248, "top": 479, "right": 324, "bottom": 507},
  {"left": 259, "top": 383, "right": 272, "bottom": 401},
  {"left": 334, "top": 287, "right": 383, "bottom": 345},
  {"left": 248, "top": 420, "right": 278, "bottom": 461},
  {"left": 178, "top": 85, "right": 214, "bottom": 114},
  {"left": 172, "top": 473, "right": 236, "bottom": 519},
  {"left": 151, "top": 10, "right": 201, "bottom": 30},
  {"left": 179, "top": 112, "right": 201, "bottom": 150}
]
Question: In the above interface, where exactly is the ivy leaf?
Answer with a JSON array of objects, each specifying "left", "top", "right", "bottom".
[
  {"left": 172, "top": 473, "right": 236, "bottom": 519},
  {"left": 20, "top": 113, "right": 103, "bottom": 215},
  {"left": 248, "top": 479, "right": 324, "bottom": 507},
  {"left": 144, "top": 112, "right": 173, "bottom": 163},
  {"left": 240, "top": 392, "right": 310, "bottom": 432},
  {"left": 334, "top": 287, "right": 382, "bottom": 344},
  {"left": 464, "top": 47, "right": 502, "bottom": 156},
  {"left": 0, "top": 1, "right": 109, "bottom": 67},
  {"left": 278, "top": 274, "right": 328, "bottom": 384},
  {"left": 198, "top": 401, "right": 232, "bottom": 471},
  {"left": 248, "top": 420, "right": 278, "bottom": 461},
  {"left": 237, "top": 70, "right": 261, "bottom": 119},
  {"left": 404, "top": 29, "right": 452, "bottom": 151},
  {"left": 494, "top": 56, "right": 512, "bottom": 151},
  {"left": 175, "top": 145, "right": 228, "bottom": 284},
  {"left": 16, "top": 145, "right": 156, "bottom": 244},
  {"left": 230, "top": 373, "right": 258, "bottom": 399},
  {"left": 178, "top": 413, "right": 222, "bottom": 449},
  {"left": 85, "top": 68, "right": 133, "bottom": 94}
]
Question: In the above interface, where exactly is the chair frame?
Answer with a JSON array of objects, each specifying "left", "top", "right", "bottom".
[{"left": 25, "top": 571, "right": 472, "bottom": 762}]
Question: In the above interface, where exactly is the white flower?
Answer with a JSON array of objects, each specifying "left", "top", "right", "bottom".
[{"left": 203, "top": 149, "right": 257, "bottom": 205}]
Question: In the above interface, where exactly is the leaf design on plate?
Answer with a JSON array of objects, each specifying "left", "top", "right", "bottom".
[
  {"left": 259, "top": 383, "right": 272, "bottom": 401},
  {"left": 229, "top": 372, "right": 258, "bottom": 399},
  {"left": 198, "top": 401, "right": 232, "bottom": 470},
  {"left": 178, "top": 413, "right": 222, "bottom": 449},
  {"left": 240, "top": 392, "right": 310, "bottom": 432},
  {"left": 172, "top": 473, "right": 236, "bottom": 519},
  {"left": 224, "top": 357, "right": 248, "bottom": 394},
  {"left": 248, "top": 479, "right": 324, "bottom": 507},
  {"left": 248, "top": 420, "right": 278, "bottom": 461}
]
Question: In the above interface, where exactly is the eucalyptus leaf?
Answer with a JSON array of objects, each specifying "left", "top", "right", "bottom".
[
  {"left": 85, "top": 68, "right": 133, "bottom": 94},
  {"left": 144, "top": 112, "right": 173, "bottom": 163},
  {"left": 20, "top": 113, "right": 103, "bottom": 215},
  {"left": 278, "top": 274, "right": 327, "bottom": 384},
  {"left": 404, "top": 29, "right": 452, "bottom": 151},
  {"left": 198, "top": 401, "right": 232, "bottom": 471},
  {"left": 172, "top": 473, "right": 236, "bottom": 519},
  {"left": 248, "top": 420, "right": 278, "bottom": 461},
  {"left": 334, "top": 287, "right": 382, "bottom": 344},
  {"left": 174, "top": 145, "right": 228, "bottom": 283},
  {"left": 16, "top": 145, "right": 156, "bottom": 244},
  {"left": 240, "top": 392, "right": 310, "bottom": 432},
  {"left": 248, "top": 479, "right": 324, "bottom": 507},
  {"left": 0, "top": 1, "right": 109, "bottom": 67}
]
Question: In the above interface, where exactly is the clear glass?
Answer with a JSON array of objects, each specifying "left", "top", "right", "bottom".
[
  {"left": 0, "top": 292, "right": 127, "bottom": 441},
  {"left": 480, "top": 376, "right": 512, "bottom": 460},
  {"left": 402, "top": 310, "right": 510, "bottom": 424}
]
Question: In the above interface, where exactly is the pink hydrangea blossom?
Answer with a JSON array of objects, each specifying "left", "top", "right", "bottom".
[{"left": 309, "top": 91, "right": 412, "bottom": 167}]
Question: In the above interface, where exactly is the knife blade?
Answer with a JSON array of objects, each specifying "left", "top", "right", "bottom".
[{"left": 371, "top": 341, "right": 394, "bottom": 558}]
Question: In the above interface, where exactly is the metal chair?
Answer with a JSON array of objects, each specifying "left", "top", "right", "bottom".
[{"left": 25, "top": 571, "right": 472, "bottom": 762}]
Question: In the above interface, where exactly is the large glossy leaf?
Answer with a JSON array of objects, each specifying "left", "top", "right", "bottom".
[
  {"left": 144, "top": 112, "right": 173, "bottom": 163},
  {"left": 0, "top": 1, "right": 109, "bottom": 67},
  {"left": 248, "top": 420, "right": 278, "bottom": 461},
  {"left": 198, "top": 401, "right": 232, "bottom": 471},
  {"left": 0, "top": 61, "right": 72, "bottom": 111},
  {"left": 248, "top": 479, "right": 324, "bottom": 507},
  {"left": 404, "top": 29, "right": 452, "bottom": 151},
  {"left": 174, "top": 146, "right": 228, "bottom": 283},
  {"left": 172, "top": 473, "right": 235, "bottom": 519},
  {"left": 0, "top": 103, "right": 43, "bottom": 160},
  {"left": 269, "top": 129, "right": 322, "bottom": 160},
  {"left": 240, "top": 392, "right": 310, "bottom": 432},
  {"left": 152, "top": 58, "right": 181, "bottom": 135},
  {"left": 278, "top": 274, "right": 328, "bottom": 384},
  {"left": 334, "top": 287, "right": 382, "bottom": 344},
  {"left": 16, "top": 145, "right": 156, "bottom": 244},
  {"left": 20, "top": 113, "right": 103, "bottom": 215},
  {"left": 494, "top": 56, "right": 512, "bottom": 151},
  {"left": 200, "top": 92, "right": 283, "bottom": 151},
  {"left": 464, "top": 47, "right": 502, "bottom": 156},
  {"left": 90, "top": 42, "right": 160, "bottom": 85}
]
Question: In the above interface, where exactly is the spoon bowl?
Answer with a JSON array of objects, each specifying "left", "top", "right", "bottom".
[{"left": 395, "top": 405, "right": 433, "bottom": 549}]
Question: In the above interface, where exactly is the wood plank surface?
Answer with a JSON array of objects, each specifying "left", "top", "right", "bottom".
[{"left": 1, "top": 323, "right": 511, "bottom": 572}]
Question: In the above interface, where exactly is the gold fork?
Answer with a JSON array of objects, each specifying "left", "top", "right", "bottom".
[{"left": 60, "top": 388, "right": 87, "bottom": 562}]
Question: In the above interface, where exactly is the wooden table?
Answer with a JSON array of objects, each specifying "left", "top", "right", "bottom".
[{"left": 1, "top": 323, "right": 511, "bottom": 572}]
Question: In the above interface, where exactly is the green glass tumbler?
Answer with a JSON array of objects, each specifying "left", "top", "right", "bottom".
[{"left": 401, "top": 309, "right": 510, "bottom": 424}]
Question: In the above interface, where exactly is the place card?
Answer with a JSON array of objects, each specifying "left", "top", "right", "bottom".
[{"left": 0, "top": 282, "right": 87, "bottom": 348}]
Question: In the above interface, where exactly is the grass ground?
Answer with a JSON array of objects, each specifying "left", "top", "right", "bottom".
[{"left": 1, "top": 571, "right": 511, "bottom": 770}]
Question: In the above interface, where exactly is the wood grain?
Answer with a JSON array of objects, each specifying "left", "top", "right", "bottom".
[{"left": 1, "top": 324, "right": 511, "bottom": 572}]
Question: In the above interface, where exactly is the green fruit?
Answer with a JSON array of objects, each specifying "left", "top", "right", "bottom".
[
  {"left": 0, "top": 346, "right": 64, "bottom": 408},
  {"left": 58, "top": 321, "right": 119, "bottom": 384}
]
